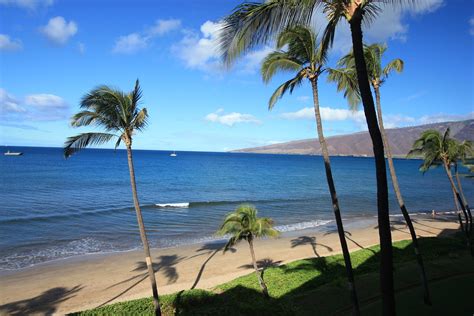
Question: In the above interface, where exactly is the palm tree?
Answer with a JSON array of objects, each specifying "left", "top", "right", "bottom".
[
  {"left": 261, "top": 25, "right": 360, "bottom": 313},
  {"left": 328, "top": 43, "right": 431, "bottom": 305},
  {"left": 452, "top": 140, "right": 473, "bottom": 235},
  {"left": 217, "top": 204, "right": 279, "bottom": 298},
  {"left": 217, "top": 2, "right": 414, "bottom": 313},
  {"left": 63, "top": 80, "right": 162, "bottom": 316},
  {"left": 408, "top": 129, "right": 472, "bottom": 255}
]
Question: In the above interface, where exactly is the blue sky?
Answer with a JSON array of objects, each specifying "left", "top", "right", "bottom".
[{"left": 0, "top": 0, "right": 473, "bottom": 151}]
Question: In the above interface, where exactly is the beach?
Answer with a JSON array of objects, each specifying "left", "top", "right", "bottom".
[{"left": 0, "top": 215, "right": 460, "bottom": 315}]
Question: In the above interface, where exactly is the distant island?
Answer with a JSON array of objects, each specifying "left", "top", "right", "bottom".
[{"left": 231, "top": 119, "right": 474, "bottom": 157}]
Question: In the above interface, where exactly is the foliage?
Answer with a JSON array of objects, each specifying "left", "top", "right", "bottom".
[
  {"left": 64, "top": 80, "right": 148, "bottom": 157},
  {"left": 72, "top": 235, "right": 473, "bottom": 315},
  {"left": 217, "top": 204, "right": 279, "bottom": 251}
]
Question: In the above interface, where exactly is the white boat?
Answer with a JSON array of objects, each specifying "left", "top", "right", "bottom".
[
  {"left": 170, "top": 151, "right": 177, "bottom": 157},
  {"left": 4, "top": 150, "right": 23, "bottom": 156}
]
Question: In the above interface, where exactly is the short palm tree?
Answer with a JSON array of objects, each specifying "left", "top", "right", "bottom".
[
  {"left": 63, "top": 80, "right": 162, "bottom": 316},
  {"left": 217, "top": 2, "right": 415, "bottom": 312},
  {"left": 408, "top": 129, "right": 472, "bottom": 255},
  {"left": 261, "top": 25, "right": 360, "bottom": 312},
  {"left": 217, "top": 204, "right": 279, "bottom": 298},
  {"left": 328, "top": 43, "right": 431, "bottom": 305}
]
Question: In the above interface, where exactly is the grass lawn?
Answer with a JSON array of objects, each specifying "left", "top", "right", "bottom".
[{"left": 72, "top": 235, "right": 474, "bottom": 315}]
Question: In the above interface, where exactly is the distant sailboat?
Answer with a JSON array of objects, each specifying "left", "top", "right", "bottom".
[{"left": 170, "top": 151, "right": 177, "bottom": 157}]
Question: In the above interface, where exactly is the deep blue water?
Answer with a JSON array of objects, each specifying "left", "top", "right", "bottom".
[{"left": 0, "top": 146, "right": 472, "bottom": 270}]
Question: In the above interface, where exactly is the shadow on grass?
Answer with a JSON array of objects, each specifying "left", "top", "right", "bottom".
[{"left": 0, "top": 285, "right": 83, "bottom": 316}]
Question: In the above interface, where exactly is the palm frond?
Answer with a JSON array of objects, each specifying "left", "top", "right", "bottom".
[
  {"left": 268, "top": 70, "right": 305, "bottom": 110},
  {"left": 382, "top": 58, "right": 404, "bottom": 79},
  {"left": 261, "top": 51, "right": 303, "bottom": 83},
  {"left": 327, "top": 68, "right": 360, "bottom": 110},
  {"left": 64, "top": 132, "right": 116, "bottom": 158}
]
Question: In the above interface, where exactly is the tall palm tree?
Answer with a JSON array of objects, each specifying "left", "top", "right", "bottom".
[
  {"left": 328, "top": 43, "right": 431, "bottom": 305},
  {"left": 64, "top": 80, "right": 162, "bottom": 316},
  {"left": 217, "top": 2, "right": 414, "bottom": 313},
  {"left": 217, "top": 204, "right": 279, "bottom": 298},
  {"left": 261, "top": 25, "right": 360, "bottom": 314},
  {"left": 452, "top": 140, "right": 473, "bottom": 235},
  {"left": 408, "top": 129, "right": 472, "bottom": 255}
]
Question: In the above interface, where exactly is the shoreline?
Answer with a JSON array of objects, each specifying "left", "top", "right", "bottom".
[{"left": 0, "top": 215, "right": 460, "bottom": 315}]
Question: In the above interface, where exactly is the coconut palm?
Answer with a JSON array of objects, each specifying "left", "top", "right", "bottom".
[
  {"left": 261, "top": 25, "right": 360, "bottom": 313},
  {"left": 217, "top": 204, "right": 279, "bottom": 298},
  {"left": 452, "top": 140, "right": 473, "bottom": 235},
  {"left": 328, "top": 43, "right": 431, "bottom": 305},
  {"left": 217, "top": 2, "right": 416, "bottom": 312},
  {"left": 63, "top": 80, "right": 162, "bottom": 316},
  {"left": 408, "top": 129, "right": 472, "bottom": 255}
]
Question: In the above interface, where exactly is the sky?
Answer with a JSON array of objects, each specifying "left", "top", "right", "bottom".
[{"left": 0, "top": 0, "right": 473, "bottom": 152}]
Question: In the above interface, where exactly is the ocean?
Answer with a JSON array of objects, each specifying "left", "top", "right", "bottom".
[{"left": 0, "top": 146, "right": 472, "bottom": 271}]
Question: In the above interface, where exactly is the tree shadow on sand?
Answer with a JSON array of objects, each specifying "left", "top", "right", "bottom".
[
  {"left": 0, "top": 285, "right": 83, "bottom": 316},
  {"left": 290, "top": 236, "right": 334, "bottom": 258},
  {"left": 190, "top": 242, "right": 236, "bottom": 290}
]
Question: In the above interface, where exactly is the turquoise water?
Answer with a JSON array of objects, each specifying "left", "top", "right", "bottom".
[{"left": 0, "top": 146, "right": 471, "bottom": 270}]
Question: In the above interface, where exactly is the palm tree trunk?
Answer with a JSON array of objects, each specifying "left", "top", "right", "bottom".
[
  {"left": 248, "top": 237, "right": 269, "bottom": 298},
  {"left": 373, "top": 87, "right": 431, "bottom": 305},
  {"left": 443, "top": 162, "right": 472, "bottom": 255},
  {"left": 349, "top": 15, "right": 395, "bottom": 316},
  {"left": 455, "top": 164, "right": 472, "bottom": 235},
  {"left": 311, "top": 78, "right": 360, "bottom": 315},
  {"left": 126, "top": 143, "right": 162, "bottom": 316}
]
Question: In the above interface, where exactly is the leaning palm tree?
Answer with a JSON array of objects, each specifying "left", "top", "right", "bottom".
[
  {"left": 217, "top": 1, "right": 420, "bottom": 312},
  {"left": 328, "top": 43, "right": 431, "bottom": 305},
  {"left": 63, "top": 80, "right": 162, "bottom": 316},
  {"left": 452, "top": 140, "right": 473, "bottom": 235},
  {"left": 261, "top": 25, "right": 360, "bottom": 313},
  {"left": 217, "top": 204, "right": 279, "bottom": 298},
  {"left": 408, "top": 129, "right": 472, "bottom": 255}
]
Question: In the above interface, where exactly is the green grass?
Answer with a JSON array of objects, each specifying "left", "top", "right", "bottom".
[{"left": 72, "top": 235, "right": 474, "bottom": 315}]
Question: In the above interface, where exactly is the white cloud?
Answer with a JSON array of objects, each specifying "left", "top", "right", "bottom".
[
  {"left": 418, "top": 112, "right": 474, "bottom": 125},
  {"left": 383, "top": 114, "right": 416, "bottom": 128},
  {"left": 172, "top": 21, "right": 222, "bottom": 71},
  {"left": 112, "top": 18, "right": 181, "bottom": 54},
  {"left": 0, "top": 88, "right": 25, "bottom": 114},
  {"left": 40, "top": 16, "right": 77, "bottom": 45},
  {"left": 469, "top": 17, "right": 474, "bottom": 36},
  {"left": 0, "top": 89, "right": 69, "bottom": 121},
  {"left": 205, "top": 109, "right": 261, "bottom": 126},
  {"left": 0, "top": 0, "right": 53, "bottom": 10},
  {"left": 112, "top": 33, "right": 148, "bottom": 54},
  {"left": 281, "top": 106, "right": 366, "bottom": 124},
  {"left": 25, "top": 93, "right": 67, "bottom": 109},
  {"left": 240, "top": 46, "right": 274, "bottom": 73},
  {"left": 148, "top": 19, "right": 181, "bottom": 36},
  {"left": 0, "top": 34, "right": 22, "bottom": 51}
]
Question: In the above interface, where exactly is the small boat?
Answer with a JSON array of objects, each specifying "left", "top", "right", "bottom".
[
  {"left": 4, "top": 150, "right": 23, "bottom": 156},
  {"left": 170, "top": 151, "right": 177, "bottom": 157}
]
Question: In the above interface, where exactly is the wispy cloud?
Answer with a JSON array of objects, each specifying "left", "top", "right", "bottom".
[
  {"left": 418, "top": 112, "right": 474, "bottom": 125},
  {"left": 0, "top": 34, "right": 22, "bottom": 52},
  {"left": 40, "top": 16, "right": 77, "bottom": 45},
  {"left": 281, "top": 106, "right": 365, "bottom": 124},
  {"left": 112, "top": 18, "right": 181, "bottom": 54},
  {"left": 400, "top": 90, "right": 427, "bottom": 102},
  {"left": 205, "top": 108, "right": 261, "bottom": 126},
  {"left": 0, "top": 0, "right": 53, "bottom": 10},
  {"left": 0, "top": 88, "right": 69, "bottom": 121}
]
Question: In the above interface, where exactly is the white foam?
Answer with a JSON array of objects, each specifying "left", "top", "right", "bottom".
[
  {"left": 155, "top": 202, "right": 190, "bottom": 208},
  {"left": 275, "top": 220, "right": 333, "bottom": 232}
]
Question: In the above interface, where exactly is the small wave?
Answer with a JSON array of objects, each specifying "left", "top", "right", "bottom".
[
  {"left": 155, "top": 203, "right": 190, "bottom": 208},
  {"left": 275, "top": 219, "right": 333, "bottom": 232}
]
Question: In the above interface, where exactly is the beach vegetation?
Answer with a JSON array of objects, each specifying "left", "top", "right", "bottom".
[
  {"left": 63, "top": 80, "right": 162, "bottom": 315},
  {"left": 328, "top": 43, "right": 431, "bottom": 304},
  {"left": 217, "top": 204, "right": 279, "bottom": 298},
  {"left": 408, "top": 129, "right": 473, "bottom": 255},
  {"left": 260, "top": 24, "right": 360, "bottom": 311}
]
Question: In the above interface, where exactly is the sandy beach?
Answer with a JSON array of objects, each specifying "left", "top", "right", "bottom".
[{"left": 0, "top": 215, "right": 460, "bottom": 315}]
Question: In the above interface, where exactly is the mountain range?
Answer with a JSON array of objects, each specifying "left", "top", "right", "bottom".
[{"left": 231, "top": 119, "right": 474, "bottom": 157}]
